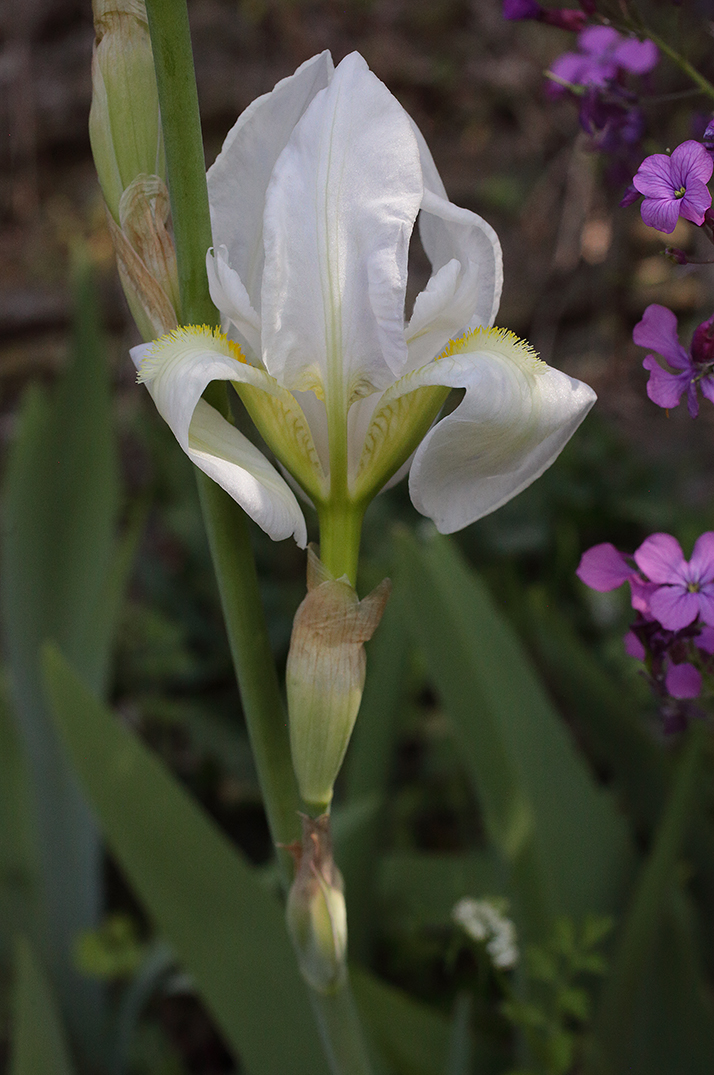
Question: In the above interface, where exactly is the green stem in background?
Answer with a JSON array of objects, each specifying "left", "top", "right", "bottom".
[
  {"left": 143, "top": 0, "right": 301, "bottom": 873},
  {"left": 309, "top": 987, "right": 376, "bottom": 1075},
  {"left": 144, "top": 0, "right": 218, "bottom": 326}
]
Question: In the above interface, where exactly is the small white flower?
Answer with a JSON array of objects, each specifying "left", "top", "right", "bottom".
[{"left": 452, "top": 897, "right": 519, "bottom": 970}]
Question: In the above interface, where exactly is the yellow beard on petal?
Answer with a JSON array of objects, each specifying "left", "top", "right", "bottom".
[
  {"left": 441, "top": 326, "right": 546, "bottom": 377},
  {"left": 137, "top": 324, "right": 247, "bottom": 384}
]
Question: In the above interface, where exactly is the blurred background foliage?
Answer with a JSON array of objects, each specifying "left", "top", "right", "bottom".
[{"left": 2, "top": 0, "right": 714, "bottom": 1072}]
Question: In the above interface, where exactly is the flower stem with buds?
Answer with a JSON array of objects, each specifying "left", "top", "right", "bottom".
[{"left": 143, "top": 0, "right": 301, "bottom": 876}]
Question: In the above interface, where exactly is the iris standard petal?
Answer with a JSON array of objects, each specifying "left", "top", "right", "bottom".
[
  {"left": 404, "top": 329, "right": 596, "bottom": 532},
  {"left": 207, "top": 51, "right": 334, "bottom": 312},
  {"left": 261, "top": 52, "right": 423, "bottom": 401},
  {"left": 206, "top": 245, "right": 262, "bottom": 358},
  {"left": 411, "top": 124, "right": 502, "bottom": 333},
  {"left": 132, "top": 331, "right": 308, "bottom": 545}
]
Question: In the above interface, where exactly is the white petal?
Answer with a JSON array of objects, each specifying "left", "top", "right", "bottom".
[
  {"left": 189, "top": 400, "right": 308, "bottom": 545},
  {"left": 400, "top": 330, "right": 596, "bottom": 532},
  {"left": 131, "top": 335, "right": 307, "bottom": 545},
  {"left": 206, "top": 245, "right": 261, "bottom": 360},
  {"left": 260, "top": 52, "right": 423, "bottom": 401},
  {"left": 207, "top": 51, "right": 334, "bottom": 312},
  {"left": 405, "top": 122, "right": 503, "bottom": 366}
]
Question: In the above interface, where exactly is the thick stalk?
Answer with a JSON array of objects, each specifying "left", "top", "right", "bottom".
[
  {"left": 309, "top": 983, "right": 376, "bottom": 1075},
  {"left": 317, "top": 500, "right": 366, "bottom": 586},
  {"left": 198, "top": 475, "right": 302, "bottom": 878},
  {"left": 144, "top": 0, "right": 301, "bottom": 875},
  {"left": 144, "top": 0, "right": 218, "bottom": 326}
]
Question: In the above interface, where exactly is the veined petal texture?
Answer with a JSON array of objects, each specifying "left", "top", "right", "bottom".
[
  {"left": 207, "top": 51, "right": 334, "bottom": 314},
  {"left": 405, "top": 328, "right": 596, "bottom": 532},
  {"left": 260, "top": 52, "right": 424, "bottom": 402}
]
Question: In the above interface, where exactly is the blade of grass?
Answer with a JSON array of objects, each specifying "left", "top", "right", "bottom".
[
  {"left": 9, "top": 935, "right": 77, "bottom": 1075},
  {"left": 394, "top": 529, "right": 632, "bottom": 940},
  {"left": 42, "top": 643, "right": 329, "bottom": 1075},
  {"left": 0, "top": 265, "right": 121, "bottom": 1061}
]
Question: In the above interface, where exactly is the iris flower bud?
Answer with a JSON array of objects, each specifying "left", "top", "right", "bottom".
[
  {"left": 286, "top": 547, "right": 390, "bottom": 811},
  {"left": 88, "top": 0, "right": 165, "bottom": 223},
  {"left": 285, "top": 814, "right": 347, "bottom": 994}
]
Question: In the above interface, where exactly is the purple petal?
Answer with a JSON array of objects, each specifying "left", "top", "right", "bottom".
[
  {"left": 649, "top": 585, "right": 699, "bottom": 630},
  {"left": 689, "top": 532, "right": 714, "bottom": 584},
  {"left": 620, "top": 183, "right": 640, "bottom": 208},
  {"left": 548, "top": 53, "right": 590, "bottom": 91},
  {"left": 613, "top": 37, "right": 659, "bottom": 75},
  {"left": 629, "top": 577, "right": 656, "bottom": 617},
  {"left": 577, "top": 543, "right": 632, "bottom": 591},
  {"left": 685, "top": 380, "right": 701, "bottom": 418},
  {"left": 633, "top": 154, "right": 674, "bottom": 198},
  {"left": 670, "top": 140, "right": 714, "bottom": 186},
  {"left": 640, "top": 197, "right": 681, "bottom": 234},
  {"left": 697, "top": 625, "right": 714, "bottom": 654},
  {"left": 632, "top": 305, "right": 689, "bottom": 368},
  {"left": 696, "top": 586, "right": 714, "bottom": 626},
  {"left": 634, "top": 533, "right": 687, "bottom": 585},
  {"left": 643, "top": 357, "right": 691, "bottom": 409},
  {"left": 502, "top": 0, "right": 541, "bottom": 18},
  {"left": 699, "top": 375, "right": 714, "bottom": 406},
  {"left": 679, "top": 179, "right": 713, "bottom": 226},
  {"left": 624, "top": 630, "right": 646, "bottom": 659},
  {"left": 579, "top": 26, "right": 620, "bottom": 56},
  {"left": 690, "top": 314, "right": 714, "bottom": 366},
  {"left": 665, "top": 662, "right": 702, "bottom": 699}
]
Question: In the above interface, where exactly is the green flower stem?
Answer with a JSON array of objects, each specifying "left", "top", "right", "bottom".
[
  {"left": 144, "top": 0, "right": 301, "bottom": 878},
  {"left": 144, "top": 0, "right": 218, "bottom": 327},
  {"left": 317, "top": 500, "right": 366, "bottom": 587},
  {"left": 197, "top": 473, "right": 302, "bottom": 881},
  {"left": 309, "top": 982, "right": 376, "bottom": 1075}
]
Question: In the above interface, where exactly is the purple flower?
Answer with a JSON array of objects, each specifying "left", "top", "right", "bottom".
[
  {"left": 578, "top": 533, "right": 714, "bottom": 725},
  {"left": 549, "top": 27, "right": 658, "bottom": 92},
  {"left": 633, "top": 304, "right": 714, "bottom": 417},
  {"left": 579, "top": 85, "right": 644, "bottom": 154},
  {"left": 665, "top": 661, "right": 701, "bottom": 699},
  {"left": 632, "top": 141, "right": 713, "bottom": 233},
  {"left": 503, "top": 0, "right": 541, "bottom": 16},
  {"left": 703, "top": 118, "right": 714, "bottom": 157},
  {"left": 502, "top": 0, "right": 587, "bottom": 29},
  {"left": 634, "top": 532, "right": 714, "bottom": 630}
]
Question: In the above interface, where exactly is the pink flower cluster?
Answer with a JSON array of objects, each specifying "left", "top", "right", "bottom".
[{"left": 577, "top": 534, "right": 714, "bottom": 724}]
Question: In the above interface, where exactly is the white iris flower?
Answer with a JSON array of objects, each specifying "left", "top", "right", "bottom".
[{"left": 133, "top": 51, "right": 595, "bottom": 572}]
